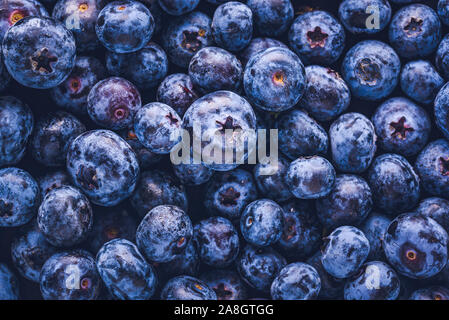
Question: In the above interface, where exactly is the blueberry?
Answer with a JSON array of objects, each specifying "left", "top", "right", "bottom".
[
  {"left": 130, "top": 170, "right": 188, "bottom": 218},
  {"left": 409, "top": 286, "right": 449, "bottom": 300},
  {"left": 105, "top": 42, "right": 168, "bottom": 90},
  {"left": 372, "top": 97, "right": 430, "bottom": 157},
  {"left": 277, "top": 199, "right": 322, "bottom": 259},
  {"left": 162, "top": 11, "right": 213, "bottom": 68},
  {"left": 276, "top": 109, "right": 328, "bottom": 160},
  {"left": 338, "top": 0, "right": 391, "bottom": 35},
  {"left": 2, "top": 16, "right": 76, "bottom": 89},
  {"left": 38, "top": 170, "right": 72, "bottom": 197},
  {"left": 389, "top": 4, "right": 441, "bottom": 59},
  {"left": 0, "top": 167, "right": 39, "bottom": 227},
  {"left": 200, "top": 270, "right": 247, "bottom": 300},
  {"left": 172, "top": 152, "right": 213, "bottom": 186},
  {"left": 95, "top": 0, "right": 154, "bottom": 53},
  {"left": 286, "top": 156, "right": 336, "bottom": 200},
  {"left": 66, "top": 129, "right": 140, "bottom": 206},
  {"left": 50, "top": 56, "right": 107, "bottom": 115},
  {"left": 211, "top": 2, "right": 252, "bottom": 52},
  {"left": 360, "top": 212, "right": 391, "bottom": 261},
  {"left": 237, "top": 244, "right": 286, "bottom": 292},
  {"left": 253, "top": 155, "right": 292, "bottom": 202},
  {"left": 0, "top": 96, "right": 33, "bottom": 167},
  {"left": 30, "top": 111, "right": 86, "bottom": 167},
  {"left": 0, "top": 45, "right": 11, "bottom": 92},
  {"left": 400, "top": 60, "right": 444, "bottom": 105},
  {"left": 161, "top": 275, "right": 217, "bottom": 300},
  {"left": 239, "top": 37, "right": 287, "bottom": 66},
  {"left": 330, "top": 112, "right": 377, "bottom": 173},
  {"left": 240, "top": 199, "right": 284, "bottom": 247},
  {"left": 344, "top": 261, "right": 400, "bottom": 300},
  {"left": 243, "top": 47, "right": 306, "bottom": 112},
  {"left": 156, "top": 241, "right": 200, "bottom": 279},
  {"left": 298, "top": 65, "right": 350, "bottom": 122},
  {"left": 383, "top": 214, "right": 448, "bottom": 279},
  {"left": 119, "top": 129, "right": 162, "bottom": 169},
  {"left": 204, "top": 169, "right": 258, "bottom": 220},
  {"left": 341, "top": 40, "right": 400, "bottom": 101},
  {"left": 40, "top": 250, "right": 101, "bottom": 300},
  {"left": 436, "top": 34, "right": 449, "bottom": 80},
  {"left": 193, "top": 216, "right": 239, "bottom": 267},
  {"left": 96, "top": 238, "right": 157, "bottom": 300},
  {"left": 246, "top": 0, "right": 293, "bottom": 37},
  {"left": 306, "top": 251, "right": 344, "bottom": 299},
  {"left": 367, "top": 153, "right": 420, "bottom": 214},
  {"left": 156, "top": 73, "right": 199, "bottom": 117},
  {"left": 321, "top": 226, "right": 370, "bottom": 279},
  {"left": 52, "top": 0, "right": 105, "bottom": 52},
  {"left": 416, "top": 197, "right": 449, "bottom": 233},
  {"left": 434, "top": 83, "right": 449, "bottom": 141},
  {"left": 316, "top": 175, "right": 372, "bottom": 230},
  {"left": 87, "top": 77, "right": 142, "bottom": 130},
  {"left": 189, "top": 46, "right": 243, "bottom": 94},
  {"left": 136, "top": 205, "right": 193, "bottom": 263},
  {"left": 0, "top": 263, "right": 19, "bottom": 300},
  {"left": 415, "top": 139, "right": 449, "bottom": 199},
  {"left": 438, "top": 0, "right": 449, "bottom": 26},
  {"left": 289, "top": 10, "right": 345, "bottom": 65},
  {"left": 37, "top": 186, "right": 93, "bottom": 247},
  {"left": 271, "top": 262, "right": 320, "bottom": 300}
]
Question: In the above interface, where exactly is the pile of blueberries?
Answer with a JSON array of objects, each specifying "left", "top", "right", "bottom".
[{"left": 3, "top": 0, "right": 449, "bottom": 301}]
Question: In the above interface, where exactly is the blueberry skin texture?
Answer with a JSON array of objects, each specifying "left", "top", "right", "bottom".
[
  {"left": 173, "top": 157, "right": 213, "bottom": 186},
  {"left": 409, "top": 286, "right": 449, "bottom": 300},
  {"left": 415, "top": 139, "right": 449, "bottom": 198},
  {"left": 204, "top": 169, "right": 258, "bottom": 220},
  {"left": 271, "top": 262, "right": 320, "bottom": 300},
  {"left": 439, "top": 0, "right": 449, "bottom": 26},
  {"left": 253, "top": 155, "right": 292, "bottom": 202},
  {"left": 298, "top": 65, "right": 350, "bottom": 122},
  {"left": 288, "top": 11, "right": 345, "bottom": 65},
  {"left": 436, "top": 34, "right": 449, "bottom": 80},
  {"left": 237, "top": 244, "right": 287, "bottom": 292},
  {"left": 246, "top": 0, "right": 293, "bottom": 37},
  {"left": 130, "top": 170, "right": 188, "bottom": 217},
  {"left": 193, "top": 216, "right": 239, "bottom": 267},
  {"left": 341, "top": 40, "right": 401, "bottom": 101},
  {"left": 0, "top": 96, "right": 33, "bottom": 167},
  {"left": 2, "top": 16, "right": 76, "bottom": 89},
  {"left": 158, "top": 0, "right": 198, "bottom": 16},
  {"left": 239, "top": 37, "right": 287, "bottom": 66},
  {"left": 105, "top": 42, "right": 168, "bottom": 90},
  {"left": 189, "top": 47, "right": 243, "bottom": 94},
  {"left": 400, "top": 60, "right": 444, "bottom": 105},
  {"left": 200, "top": 270, "right": 247, "bottom": 300},
  {"left": 40, "top": 250, "right": 101, "bottom": 300},
  {"left": 277, "top": 199, "right": 322, "bottom": 259},
  {"left": 66, "top": 130, "right": 140, "bottom": 207},
  {"left": 95, "top": 0, "right": 154, "bottom": 53},
  {"left": 316, "top": 175, "right": 372, "bottom": 230},
  {"left": 330, "top": 112, "right": 377, "bottom": 173},
  {"left": 243, "top": 47, "right": 306, "bottom": 112},
  {"left": 50, "top": 56, "right": 107, "bottom": 115},
  {"left": 52, "top": 0, "right": 106, "bottom": 52},
  {"left": 416, "top": 197, "right": 449, "bottom": 233},
  {"left": 0, "top": 263, "right": 19, "bottom": 300},
  {"left": 182, "top": 91, "right": 257, "bottom": 171},
  {"left": 96, "top": 239, "right": 157, "bottom": 300},
  {"left": 136, "top": 205, "right": 193, "bottom": 263},
  {"left": 11, "top": 221, "right": 58, "bottom": 282},
  {"left": 286, "top": 156, "right": 336, "bottom": 200},
  {"left": 133, "top": 102, "right": 181, "bottom": 154},
  {"left": 344, "top": 261, "right": 400, "bottom": 300},
  {"left": 360, "top": 212, "right": 391, "bottom": 261},
  {"left": 372, "top": 97, "right": 430, "bottom": 157},
  {"left": 321, "top": 226, "right": 370, "bottom": 279},
  {"left": 37, "top": 186, "right": 93, "bottom": 247},
  {"left": 157, "top": 241, "right": 200, "bottom": 280},
  {"left": 383, "top": 214, "right": 449, "bottom": 279},
  {"left": 306, "top": 251, "right": 344, "bottom": 299},
  {"left": 211, "top": 2, "right": 252, "bottom": 52},
  {"left": 38, "top": 170, "right": 72, "bottom": 197},
  {"left": 338, "top": 0, "right": 391, "bottom": 35},
  {"left": 434, "top": 83, "right": 449, "bottom": 141},
  {"left": 87, "top": 77, "right": 142, "bottom": 130},
  {"left": 276, "top": 109, "right": 328, "bottom": 160},
  {"left": 389, "top": 4, "right": 441, "bottom": 59},
  {"left": 156, "top": 73, "right": 199, "bottom": 117},
  {"left": 240, "top": 199, "right": 284, "bottom": 247},
  {"left": 161, "top": 275, "right": 217, "bottom": 300},
  {"left": 162, "top": 11, "right": 213, "bottom": 68},
  {"left": 30, "top": 111, "right": 86, "bottom": 167},
  {"left": 119, "top": 129, "right": 162, "bottom": 170},
  {"left": 367, "top": 154, "right": 420, "bottom": 214},
  {"left": 0, "top": 168, "right": 39, "bottom": 227}
]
